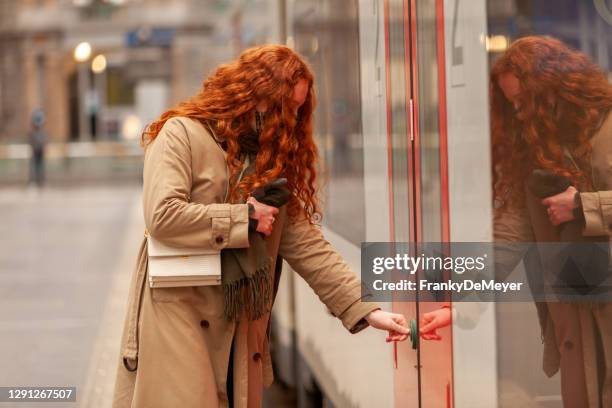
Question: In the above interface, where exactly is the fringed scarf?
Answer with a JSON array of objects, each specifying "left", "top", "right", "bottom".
[{"left": 220, "top": 129, "right": 273, "bottom": 321}]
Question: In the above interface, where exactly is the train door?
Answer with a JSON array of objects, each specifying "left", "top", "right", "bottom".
[
  {"left": 409, "top": 0, "right": 455, "bottom": 406},
  {"left": 385, "top": 0, "right": 495, "bottom": 406},
  {"left": 384, "top": 0, "right": 455, "bottom": 406}
]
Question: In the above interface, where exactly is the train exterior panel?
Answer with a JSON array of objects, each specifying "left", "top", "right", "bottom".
[{"left": 267, "top": 0, "right": 612, "bottom": 407}]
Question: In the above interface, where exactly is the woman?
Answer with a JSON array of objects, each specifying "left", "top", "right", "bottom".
[
  {"left": 491, "top": 36, "right": 612, "bottom": 407},
  {"left": 111, "top": 44, "right": 409, "bottom": 408}
]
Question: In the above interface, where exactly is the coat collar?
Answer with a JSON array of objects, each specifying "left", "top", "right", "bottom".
[{"left": 203, "top": 120, "right": 226, "bottom": 144}]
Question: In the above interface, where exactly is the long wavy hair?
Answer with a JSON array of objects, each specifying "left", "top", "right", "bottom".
[
  {"left": 491, "top": 36, "right": 612, "bottom": 208},
  {"left": 142, "top": 44, "right": 320, "bottom": 222}
]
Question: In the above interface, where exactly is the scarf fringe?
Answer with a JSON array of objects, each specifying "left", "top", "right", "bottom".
[{"left": 223, "top": 257, "right": 273, "bottom": 321}]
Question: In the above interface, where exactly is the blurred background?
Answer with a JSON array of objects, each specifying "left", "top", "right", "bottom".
[
  {"left": 1, "top": 0, "right": 612, "bottom": 407},
  {"left": 0, "top": 0, "right": 286, "bottom": 185}
]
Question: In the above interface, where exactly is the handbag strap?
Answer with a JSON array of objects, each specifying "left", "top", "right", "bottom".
[
  {"left": 203, "top": 120, "right": 252, "bottom": 204},
  {"left": 563, "top": 146, "right": 597, "bottom": 191},
  {"left": 562, "top": 146, "right": 581, "bottom": 172}
]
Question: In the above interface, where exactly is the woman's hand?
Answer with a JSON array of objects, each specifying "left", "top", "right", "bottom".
[
  {"left": 541, "top": 186, "right": 578, "bottom": 226},
  {"left": 365, "top": 309, "right": 410, "bottom": 342},
  {"left": 420, "top": 307, "right": 452, "bottom": 341},
  {"left": 246, "top": 196, "right": 279, "bottom": 237}
]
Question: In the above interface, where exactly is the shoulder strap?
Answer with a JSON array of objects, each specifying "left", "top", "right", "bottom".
[{"left": 562, "top": 146, "right": 581, "bottom": 172}]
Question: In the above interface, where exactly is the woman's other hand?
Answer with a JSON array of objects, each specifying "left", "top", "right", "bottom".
[
  {"left": 365, "top": 309, "right": 410, "bottom": 342},
  {"left": 541, "top": 186, "right": 578, "bottom": 226},
  {"left": 420, "top": 307, "right": 452, "bottom": 341},
  {"left": 246, "top": 196, "right": 279, "bottom": 237}
]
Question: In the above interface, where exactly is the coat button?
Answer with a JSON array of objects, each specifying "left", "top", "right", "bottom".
[
  {"left": 215, "top": 235, "right": 224, "bottom": 244},
  {"left": 200, "top": 319, "right": 210, "bottom": 328},
  {"left": 252, "top": 352, "right": 262, "bottom": 362},
  {"left": 564, "top": 340, "right": 574, "bottom": 350}
]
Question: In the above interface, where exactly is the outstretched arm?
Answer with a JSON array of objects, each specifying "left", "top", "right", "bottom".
[{"left": 278, "top": 211, "right": 409, "bottom": 340}]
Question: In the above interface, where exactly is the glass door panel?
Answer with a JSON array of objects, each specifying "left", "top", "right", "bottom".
[
  {"left": 384, "top": 0, "right": 419, "bottom": 406},
  {"left": 411, "top": 0, "right": 454, "bottom": 406}
]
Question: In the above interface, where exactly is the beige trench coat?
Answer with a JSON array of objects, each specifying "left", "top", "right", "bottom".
[
  {"left": 111, "top": 116, "right": 381, "bottom": 408},
  {"left": 494, "top": 111, "right": 612, "bottom": 407}
]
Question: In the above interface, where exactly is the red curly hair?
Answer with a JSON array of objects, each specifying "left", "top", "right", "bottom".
[
  {"left": 142, "top": 44, "right": 320, "bottom": 222},
  {"left": 491, "top": 36, "right": 612, "bottom": 208}
]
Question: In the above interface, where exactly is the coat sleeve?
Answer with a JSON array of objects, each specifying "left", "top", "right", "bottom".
[
  {"left": 579, "top": 115, "right": 612, "bottom": 236},
  {"left": 142, "top": 117, "right": 249, "bottom": 249},
  {"left": 278, "top": 212, "right": 381, "bottom": 334},
  {"left": 493, "top": 201, "right": 535, "bottom": 282},
  {"left": 579, "top": 191, "right": 612, "bottom": 236}
]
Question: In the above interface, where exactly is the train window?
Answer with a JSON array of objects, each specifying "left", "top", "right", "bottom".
[
  {"left": 292, "top": 0, "right": 365, "bottom": 245},
  {"left": 488, "top": 0, "right": 612, "bottom": 76},
  {"left": 487, "top": 1, "right": 612, "bottom": 407}
]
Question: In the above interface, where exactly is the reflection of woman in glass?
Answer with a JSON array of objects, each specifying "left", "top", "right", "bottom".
[
  {"left": 112, "top": 45, "right": 409, "bottom": 408},
  {"left": 491, "top": 36, "right": 612, "bottom": 407}
]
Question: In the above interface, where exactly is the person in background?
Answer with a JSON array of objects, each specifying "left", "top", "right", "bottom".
[{"left": 29, "top": 109, "right": 47, "bottom": 188}]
